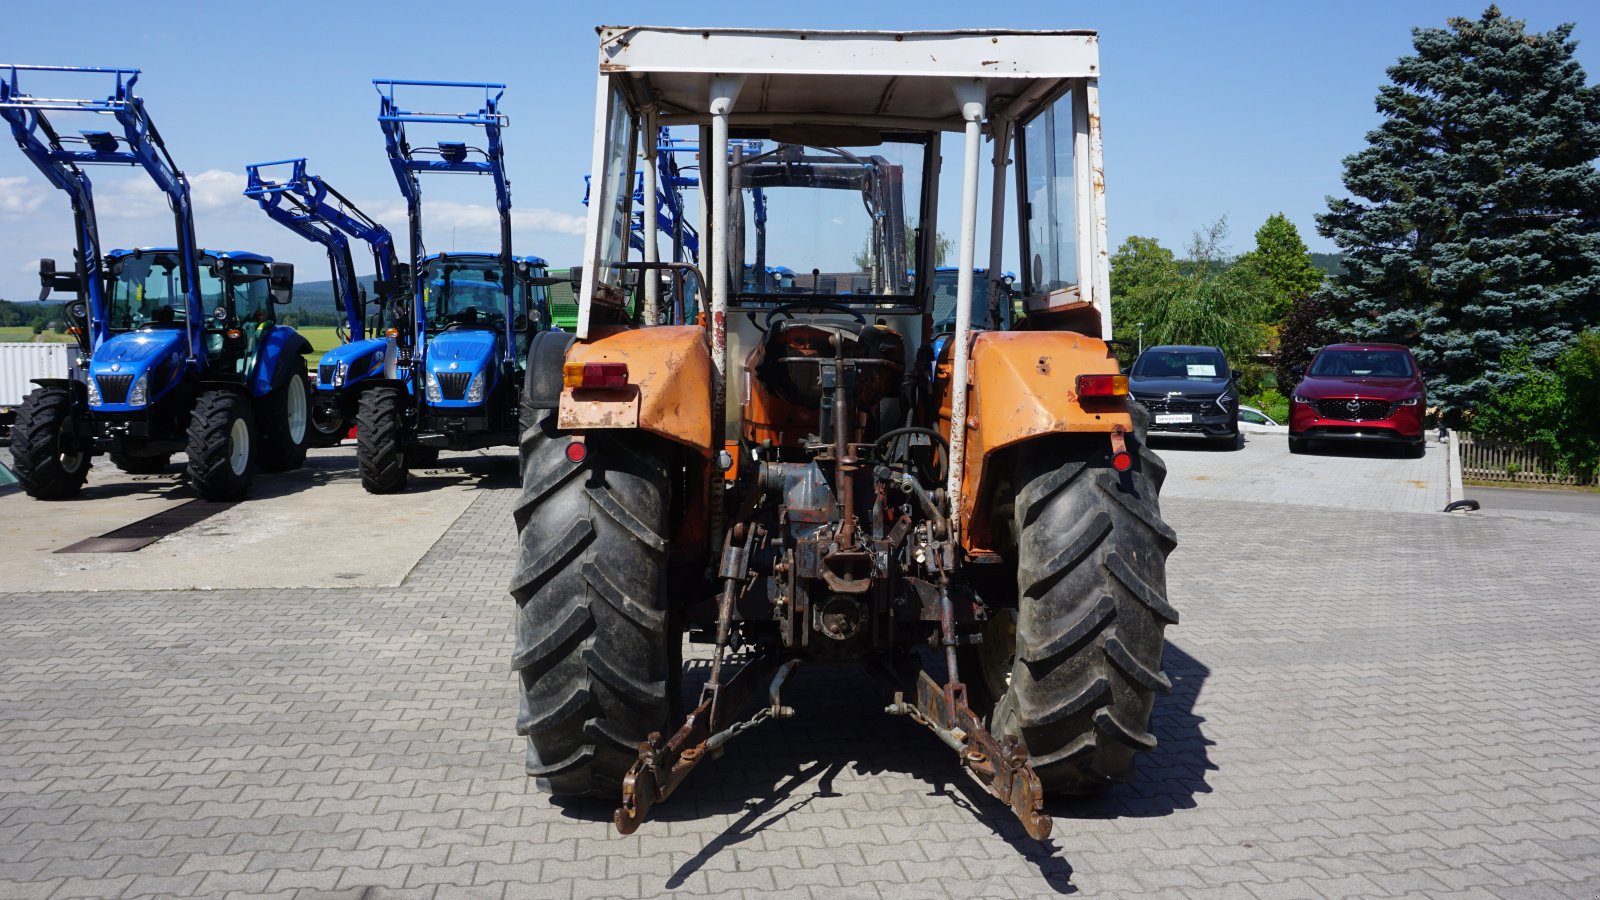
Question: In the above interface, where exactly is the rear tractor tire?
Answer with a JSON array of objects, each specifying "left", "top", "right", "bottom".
[
  {"left": 984, "top": 422, "right": 1179, "bottom": 795},
  {"left": 258, "top": 356, "right": 311, "bottom": 473},
  {"left": 510, "top": 411, "right": 678, "bottom": 796},
  {"left": 185, "top": 389, "right": 256, "bottom": 501},
  {"left": 356, "top": 386, "right": 407, "bottom": 494},
  {"left": 10, "top": 386, "right": 90, "bottom": 499}
]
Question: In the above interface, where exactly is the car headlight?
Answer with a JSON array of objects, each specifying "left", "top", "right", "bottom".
[
  {"left": 86, "top": 376, "right": 103, "bottom": 407},
  {"left": 425, "top": 371, "right": 442, "bottom": 403},
  {"left": 1396, "top": 397, "right": 1420, "bottom": 406},
  {"left": 127, "top": 372, "right": 149, "bottom": 407},
  {"left": 466, "top": 371, "right": 485, "bottom": 403},
  {"left": 334, "top": 362, "right": 349, "bottom": 387},
  {"left": 1293, "top": 394, "right": 1311, "bottom": 404},
  {"left": 1216, "top": 393, "right": 1236, "bottom": 411}
]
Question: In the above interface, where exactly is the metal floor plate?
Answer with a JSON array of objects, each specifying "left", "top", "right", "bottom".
[{"left": 55, "top": 500, "right": 236, "bottom": 553}]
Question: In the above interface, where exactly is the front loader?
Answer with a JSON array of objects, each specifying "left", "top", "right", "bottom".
[
  {"left": 244, "top": 158, "right": 411, "bottom": 446},
  {"left": 355, "top": 79, "right": 548, "bottom": 492},
  {"left": 1, "top": 64, "right": 311, "bottom": 501},
  {"left": 511, "top": 28, "right": 1178, "bottom": 842}
]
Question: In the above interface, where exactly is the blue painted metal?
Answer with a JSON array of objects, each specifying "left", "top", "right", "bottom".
[
  {"left": 245, "top": 158, "right": 401, "bottom": 342},
  {"left": 375, "top": 78, "right": 515, "bottom": 371}
]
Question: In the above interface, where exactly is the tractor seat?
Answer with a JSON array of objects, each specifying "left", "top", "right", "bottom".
[{"left": 756, "top": 320, "right": 906, "bottom": 408}]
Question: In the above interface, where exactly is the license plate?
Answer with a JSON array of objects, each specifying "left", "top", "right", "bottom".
[{"left": 1155, "top": 413, "right": 1193, "bottom": 424}]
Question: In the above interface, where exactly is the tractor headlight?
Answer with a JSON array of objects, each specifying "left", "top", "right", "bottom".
[
  {"left": 127, "top": 372, "right": 149, "bottom": 407},
  {"left": 466, "top": 371, "right": 485, "bottom": 403},
  {"left": 86, "top": 376, "right": 103, "bottom": 407},
  {"left": 425, "top": 371, "right": 442, "bottom": 403},
  {"left": 333, "top": 362, "right": 349, "bottom": 388}
]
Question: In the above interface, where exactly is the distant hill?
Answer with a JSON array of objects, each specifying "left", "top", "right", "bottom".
[
  {"left": 288, "top": 277, "right": 376, "bottom": 316},
  {"left": 1310, "top": 252, "right": 1346, "bottom": 278}
]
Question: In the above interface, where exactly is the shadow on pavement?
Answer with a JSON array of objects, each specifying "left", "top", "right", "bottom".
[
  {"left": 1147, "top": 435, "right": 1243, "bottom": 453},
  {"left": 1052, "top": 641, "right": 1215, "bottom": 820},
  {"left": 1296, "top": 439, "right": 1427, "bottom": 460},
  {"left": 549, "top": 641, "right": 1212, "bottom": 894}
]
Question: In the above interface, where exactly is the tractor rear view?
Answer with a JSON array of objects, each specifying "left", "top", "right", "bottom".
[{"left": 512, "top": 28, "right": 1178, "bottom": 841}]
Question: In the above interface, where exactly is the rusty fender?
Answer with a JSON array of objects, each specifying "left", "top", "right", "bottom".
[
  {"left": 945, "top": 330, "right": 1133, "bottom": 548},
  {"left": 557, "top": 325, "right": 716, "bottom": 456}
]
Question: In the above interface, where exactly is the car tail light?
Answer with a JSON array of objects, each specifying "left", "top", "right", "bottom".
[
  {"left": 1076, "top": 374, "right": 1128, "bottom": 398},
  {"left": 563, "top": 361, "right": 629, "bottom": 389}
]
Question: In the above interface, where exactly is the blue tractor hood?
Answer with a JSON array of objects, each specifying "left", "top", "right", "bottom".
[
  {"left": 88, "top": 329, "right": 187, "bottom": 411},
  {"left": 93, "top": 329, "right": 185, "bottom": 368},
  {"left": 317, "top": 337, "right": 393, "bottom": 391},
  {"left": 427, "top": 329, "right": 498, "bottom": 368}
]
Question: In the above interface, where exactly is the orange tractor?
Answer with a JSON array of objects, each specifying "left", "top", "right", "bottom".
[{"left": 512, "top": 27, "right": 1177, "bottom": 840}]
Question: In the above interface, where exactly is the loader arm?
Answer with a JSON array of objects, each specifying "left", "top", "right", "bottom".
[
  {"left": 244, "top": 158, "right": 402, "bottom": 341},
  {"left": 375, "top": 79, "right": 514, "bottom": 364},
  {"left": 0, "top": 64, "right": 204, "bottom": 366}
]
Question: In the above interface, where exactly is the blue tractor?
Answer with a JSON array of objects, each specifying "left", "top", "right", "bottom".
[
  {"left": 244, "top": 157, "right": 410, "bottom": 448},
  {"left": 355, "top": 79, "right": 544, "bottom": 492},
  {"left": 0, "top": 65, "right": 312, "bottom": 500}
]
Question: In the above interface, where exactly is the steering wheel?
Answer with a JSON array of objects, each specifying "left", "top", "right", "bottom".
[{"left": 763, "top": 300, "right": 867, "bottom": 331}]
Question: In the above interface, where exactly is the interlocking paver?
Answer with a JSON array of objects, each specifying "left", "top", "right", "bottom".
[{"left": 3, "top": 444, "right": 1600, "bottom": 897}]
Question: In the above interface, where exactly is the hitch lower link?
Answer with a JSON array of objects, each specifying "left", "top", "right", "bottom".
[
  {"left": 614, "top": 525, "right": 799, "bottom": 835},
  {"left": 886, "top": 580, "right": 1052, "bottom": 841}
]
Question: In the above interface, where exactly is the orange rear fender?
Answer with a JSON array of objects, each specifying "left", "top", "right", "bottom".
[
  {"left": 558, "top": 325, "right": 716, "bottom": 456},
  {"left": 940, "top": 331, "right": 1133, "bottom": 548}
]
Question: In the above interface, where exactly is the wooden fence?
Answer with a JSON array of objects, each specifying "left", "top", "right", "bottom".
[{"left": 1456, "top": 431, "right": 1597, "bottom": 486}]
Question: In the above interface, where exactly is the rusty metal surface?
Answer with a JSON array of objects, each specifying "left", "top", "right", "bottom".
[{"left": 557, "top": 384, "right": 642, "bottom": 430}]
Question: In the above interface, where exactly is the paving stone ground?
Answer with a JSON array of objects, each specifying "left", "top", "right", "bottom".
[{"left": 2, "top": 447, "right": 1599, "bottom": 898}]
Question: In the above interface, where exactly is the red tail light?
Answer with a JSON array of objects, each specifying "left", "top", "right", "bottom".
[
  {"left": 563, "top": 361, "right": 629, "bottom": 389},
  {"left": 1112, "top": 451, "right": 1133, "bottom": 472},
  {"left": 1076, "top": 374, "right": 1129, "bottom": 398},
  {"left": 565, "top": 439, "right": 587, "bottom": 463}
]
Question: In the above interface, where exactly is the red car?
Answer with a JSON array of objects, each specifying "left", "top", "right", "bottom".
[{"left": 1288, "top": 343, "right": 1426, "bottom": 456}]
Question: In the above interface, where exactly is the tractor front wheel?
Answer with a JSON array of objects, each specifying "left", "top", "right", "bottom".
[
  {"left": 986, "top": 418, "right": 1178, "bottom": 795},
  {"left": 259, "top": 357, "right": 311, "bottom": 472},
  {"left": 10, "top": 386, "right": 90, "bottom": 499},
  {"left": 510, "top": 411, "right": 678, "bottom": 796},
  {"left": 356, "top": 386, "right": 407, "bottom": 493},
  {"left": 185, "top": 389, "right": 256, "bottom": 501}
]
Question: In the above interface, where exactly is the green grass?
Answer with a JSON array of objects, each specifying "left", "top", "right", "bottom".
[{"left": 0, "top": 327, "right": 73, "bottom": 343}]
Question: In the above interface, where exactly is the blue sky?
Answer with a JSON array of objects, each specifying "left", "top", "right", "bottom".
[{"left": 2, "top": 1, "right": 1596, "bottom": 300}]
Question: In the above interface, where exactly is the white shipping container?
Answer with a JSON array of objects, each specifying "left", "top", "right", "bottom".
[{"left": 0, "top": 343, "right": 71, "bottom": 408}]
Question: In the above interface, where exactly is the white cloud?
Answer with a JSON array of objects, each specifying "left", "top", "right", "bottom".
[
  {"left": 0, "top": 176, "right": 51, "bottom": 216},
  {"left": 188, "top": 169, "right": 247, "bottom": 212},
  {"left": 91, "top": 168, "right": 245, "bottom": 218}
]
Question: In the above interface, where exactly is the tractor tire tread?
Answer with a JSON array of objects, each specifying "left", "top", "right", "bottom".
[
  {"left": 185, "top": 390, "right": 255, "bottom": 501},
  {"left": 992, "top": 426, "right": 1177, "bottom": 795},
  {"left": 512, "top": 414, "right": 676, "bottom": 797},
  {"left": 356, "top": 387, "right": 407, "bottom": 493},
  {"left": 10, "top": 387, "right": 89, "bottom": 499}
]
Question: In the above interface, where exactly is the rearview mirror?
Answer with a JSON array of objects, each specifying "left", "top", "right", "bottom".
[
  {"left": 38, "top": 258, "right": 82, "bottom": 301},
  {"left": 269, "top": 262, "right": 295, "bottom": 305}
]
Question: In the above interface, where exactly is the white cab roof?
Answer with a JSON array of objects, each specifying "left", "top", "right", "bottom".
[{"left": 597, "top": 27, "right": 1100, "bottom": 130}]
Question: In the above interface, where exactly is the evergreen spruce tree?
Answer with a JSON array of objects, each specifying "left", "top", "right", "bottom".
[
  {"left": 1238, "top": 213, "right": 1324, "bottom": 323},
  {"left": 1316, "top": 7, "right": 1600, "bottom": 423}
]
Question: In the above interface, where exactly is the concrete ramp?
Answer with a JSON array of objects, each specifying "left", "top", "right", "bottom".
[{"left": 1155, "top": 431, "right": 1449, "bottom": 514}]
